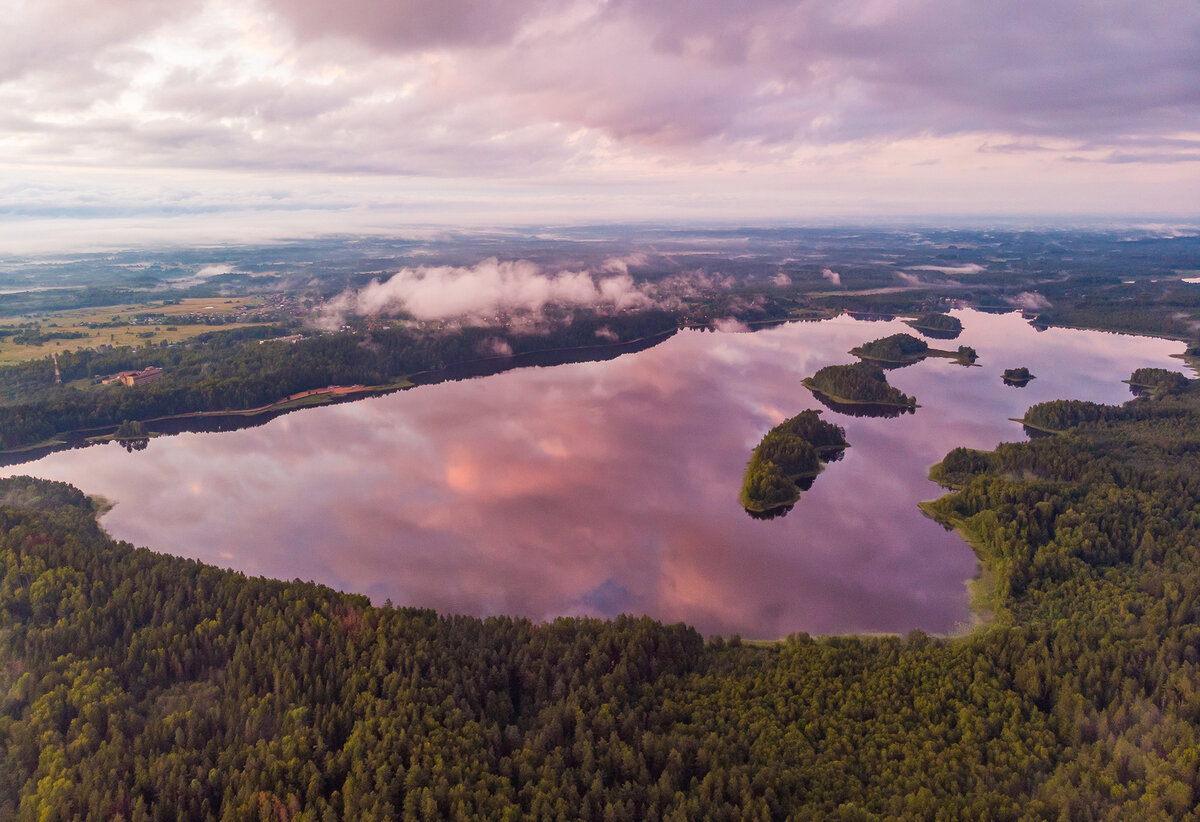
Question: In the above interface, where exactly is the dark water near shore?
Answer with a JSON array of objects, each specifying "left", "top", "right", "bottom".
[{"left": 4, "top": 311, "right": 1187, "bottom": 637}]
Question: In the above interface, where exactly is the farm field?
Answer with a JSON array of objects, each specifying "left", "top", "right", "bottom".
[{"left": 0, "top": 297, "right": 270, "bottom": 364}]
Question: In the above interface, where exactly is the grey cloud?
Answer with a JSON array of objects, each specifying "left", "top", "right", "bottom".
[
  {"left": 2, "top": 0, "right": 1198, "bottom": 179},
  {"left": 260, "top": 0, "right": 561, "bottom": 51}
]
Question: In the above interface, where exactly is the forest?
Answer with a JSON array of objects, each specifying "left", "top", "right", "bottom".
[
  {"left": 0, "top": 310, "right": 679, "bottom": 453},
  {"left": 849, "top": 333, "right": 977, "bottom": 367},
  {"left": 849, "top": 333, "right": 932, "bottom": 364},
  {"left": 4, "top": 370, "right": 1200, "bottom": 818},
  {"left": 803, "top": 361, "right": 917, "bottom": 407},
  {"left": 739, "top": 410, "right": 847, "bottom": 513},
  {"left": 905, "top": 313, "right": 963, "bottom": 339}
]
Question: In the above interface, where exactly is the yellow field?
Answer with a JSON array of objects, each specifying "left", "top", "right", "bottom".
[{"left": 0, "top": 297, "right": 269, "bottom": 365}]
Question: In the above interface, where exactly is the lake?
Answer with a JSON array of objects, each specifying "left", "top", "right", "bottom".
[{"left": 4, "top": 310, "right": 1187, "bottom": 637}]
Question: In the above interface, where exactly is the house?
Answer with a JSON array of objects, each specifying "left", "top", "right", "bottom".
[
  {"left": 102, "top": 366, "right": 165, "bottom": 387},
  {"left": 121, "top": 366, "right": 164, "bottom": 387}
]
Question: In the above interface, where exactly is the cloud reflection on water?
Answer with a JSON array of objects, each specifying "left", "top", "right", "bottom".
[{"left": 7, "top": 311, "right": 1186, "bottom": 637}]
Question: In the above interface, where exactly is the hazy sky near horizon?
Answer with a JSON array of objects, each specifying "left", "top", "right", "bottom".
[{"left": 2, "top": 0, "right": 1198, "bottom": 248}]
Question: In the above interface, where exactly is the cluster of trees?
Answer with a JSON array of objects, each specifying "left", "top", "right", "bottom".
[
  {"left": 5, "top": 371, "right": 1200, "bottom": 817},
  {"left": 1003, "top": 366, "right": 1035, "bottom": 384},
  {"left": 905, "top": 312, "right": 963, "bottom": 339},
  {"left": 849, "top": 333, "right": 930, "bottom": 363},
  {"left": 0, "top": 310, "right": 680, "bottom": 452},
  {"left": 803, "top": 361, "right": 916, "bottom": 407},
  {"left": 1128, "top": 367, "right": 1189, "bottom": 395},
  {"left": 739, "top": 410, "right": 846, "bottom": 512},
  {"left": 1021, "top": 399, "right": 1108, "bottom": 431},
  {"left": 0, "top": 325, "right": 90, "bottom": 346}
]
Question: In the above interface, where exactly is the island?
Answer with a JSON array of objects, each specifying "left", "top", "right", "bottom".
[
  {"left": 850, "top": 332, "right": 978, "bottom": 366},
  {"left": 1127, "top": 366, "right": 1189, "bottom": 396},
  {"left": 740, "top": 410, "right": 847, "bottom": 514},
  {"left": 905, "top": 311, "right": 963, "bottom": 339},
  {"left": 803, "top": 360, "right": 918, "bottom": 409},
  {"left": 1002, "top": 366, "right": 1035, "bottom": 386},
  {"left": 1012, "top": 398, "right": 1107, "bottom": 434}
]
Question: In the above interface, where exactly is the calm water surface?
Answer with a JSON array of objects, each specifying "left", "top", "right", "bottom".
[{"left": 6, "top": 311, "right": 1187, "bottom": 637}]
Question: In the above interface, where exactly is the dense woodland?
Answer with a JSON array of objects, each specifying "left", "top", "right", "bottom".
[
  {"left": 803, "top": 361, "right": 917, "bottom": 407},
  {"left": 849, "top": 333, "right": 931, "bottom": 363},
  {"left": 0, "top": 310, "right": 678, "bottom": 451},
  {"left": 905, "top": 313, "right": 963, "bottom": 339},
  {"left": 1129, "top": 367, "right": 1190, "bottom": 396},
  {"left": 739, "top": 410, "right": 847, "bottom": 512},
  {"left": 4, "top": 372, "right": 1200, "bottom": 818}
]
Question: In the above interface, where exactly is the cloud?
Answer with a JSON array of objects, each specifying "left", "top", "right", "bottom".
[
  {"left": 2, "top": 0, "right": 1198, "bottom": 178},
  {"left": 821, "top": 268, "right": 842, "bottom": 287},
  {"left": 0, "top": 0, "right": 1197, "bottom": 225},
  {"left": 1006, "top": 291, "right": 1051, "bottom": 310},
  {"left": 713, "top": 318, "right": 750, "bottom": 333},
  {"left": 323, "top": 257, "right": 652, "bottom": 324},
  {"left": 772, "top": 271, "right": 791, "bottom": 286},
  {"left": 895, "top": 271, "right": 922, "bottom": 285},
  {"left": 907, "top": 264, "right": 985, "bottom": 274}
]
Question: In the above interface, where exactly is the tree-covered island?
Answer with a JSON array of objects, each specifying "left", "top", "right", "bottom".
[
  {"left": 1002, "top": 366, "right": 1036, "bottom": 385},
  {"left": 803, "top": 360, "right": 918, "bottom": 408},
  {"left": 850, "top": 332, "right": 978, "bottom": 366},
  {"left": 739, "top": 410, "right": 847, "bottom": 513},
  {"left": 1127, "top": 366, "right": 1189, "bottom": 396},
  {"left": 904, "top": 312, "right": 964, "bottom": 339}
]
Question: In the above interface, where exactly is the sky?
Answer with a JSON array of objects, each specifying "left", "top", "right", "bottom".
[{"left": 1, "top": 0, "right": 1198, "bottom": 250}]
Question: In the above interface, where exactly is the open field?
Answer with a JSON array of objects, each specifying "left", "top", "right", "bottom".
[{"left": 0, "top": 297, "right": 271, "bottom": 365}]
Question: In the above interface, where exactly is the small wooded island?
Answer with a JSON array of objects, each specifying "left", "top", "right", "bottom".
[
  {"left": 904, "top": 312, "right": 963, "bottom": 339},
  {"left": 850, "top": 332, "right": 978, "bottom": 366},
  {"left": 803, "top": 360, "right": 918, "bottom": 408},
  {"left": 1002, "top": 366, "right": 1035, "bottom": 386},
  {"left": 1128, "top": 366, "right": 1189, "bottom": 396},
  {"left": 740, "top": 410, "right": 847, "bottom": 514}
]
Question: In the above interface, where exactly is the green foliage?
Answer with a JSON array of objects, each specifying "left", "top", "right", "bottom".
[
  {"left": 850, "top": 333, "right": 930, "bottom": 363},
  {"left": 1003, "top": 366, "right": 1034, "bottom": 382},
  {"left": 114, "top": 419, "right": 147, "bottom": 439},
  {"left": 1022, "top": 399, "right": 1107, "bottom": 431},
  {"left": 0, "top": 310, "right": 680, "bottom": 451},
  {"left": 739, "top": 410, "right": 846, "bottom": 511},
  {"left": 1129, "top": 367, "right": 1188, "bottom": 395},
  {"left": 804, "top": 361, "right": 916, "bottom": 406},
  {"left": 906, "top": 312, "right": 963, "bottom": 335},
  {"left": 4, "top": 376, "right": 1200, "bottom": 819}
]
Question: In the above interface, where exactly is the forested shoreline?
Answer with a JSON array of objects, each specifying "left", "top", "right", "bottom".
[
  {"left": 0, "top": 310, "right": 679, "bottom": 453},
  {"left": 4, "top": 371, "right": 1200, "bottom": 818}
]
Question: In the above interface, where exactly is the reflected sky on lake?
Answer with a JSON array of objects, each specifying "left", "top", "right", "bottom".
[{"left": 7, "top": 311, "right": 1187, "bottom": 637}]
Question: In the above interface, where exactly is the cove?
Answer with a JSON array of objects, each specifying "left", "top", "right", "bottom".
[{"left": 3, "top": 310, "right": 1186, "bottom": 638}]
